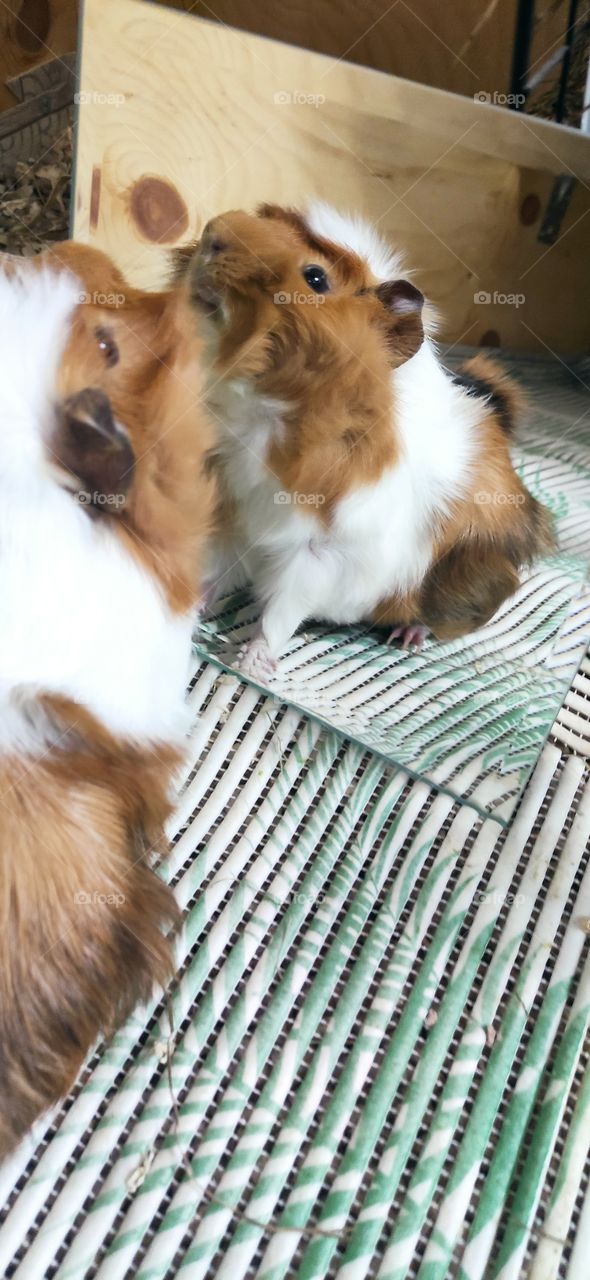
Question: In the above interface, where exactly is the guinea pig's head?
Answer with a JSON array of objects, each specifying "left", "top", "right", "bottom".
[
  {"left": 42, "top": 244, "right": 189, "bottom": 501},
  {"left": 179, "top": 203, "right": 425, "bottom": 384},
  {"left": 0, "top": 243, "right": 214, "bottom": 610}
]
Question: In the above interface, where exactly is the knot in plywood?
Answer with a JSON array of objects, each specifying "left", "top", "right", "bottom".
[{"left": 129, "top": 175, "right": 188, "bottom": 244}]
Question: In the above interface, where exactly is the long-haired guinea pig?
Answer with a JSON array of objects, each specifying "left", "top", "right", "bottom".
[
  {"left": 177, "top": 201, "right": 554, "bottom": 680},
  {"left": 0, "top": 243, "right": 214, "bottom": 1157}
]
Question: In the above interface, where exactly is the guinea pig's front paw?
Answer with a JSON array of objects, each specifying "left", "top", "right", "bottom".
[
  {"left": 199, "top": 577, "right": 224, "bottom": 614},
  {"left": 386, "top": 624, "right": 429, "bottom": 650},
  {"left": 235, "top": 637, "right": 278, "bottom": 683}
]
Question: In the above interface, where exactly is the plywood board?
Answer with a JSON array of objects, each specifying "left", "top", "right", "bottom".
[{"left": 74, "top": 0, "right": 590, "bottom": 353}]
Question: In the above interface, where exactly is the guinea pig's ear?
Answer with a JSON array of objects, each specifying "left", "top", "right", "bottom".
[
  {"left": 51, "top": 388, "right": 135, "bottom": 511},
  {"left": 374, "top": 279, "right": 424, "bottom": 366}
]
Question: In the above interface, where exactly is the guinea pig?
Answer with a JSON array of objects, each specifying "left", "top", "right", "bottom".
[
  {"left": 0, "top": 243, "right": 214, "bottom": 1157},
  {"left": 178, "top": 202, "right": 554, "bottom": 680}
]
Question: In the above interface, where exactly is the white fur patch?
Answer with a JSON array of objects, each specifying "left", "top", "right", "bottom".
[
  {"left": 326, "top": 342, "right": 481, "bottom": 616},
  {"left": 0, "top": 264, "right": 80, "bottom": 480},
  {"left": 305, "top": 201, "right": 405, "bottom": 282},
  {"left": 204, "top": 377, "right": 308, "bottom": 596},
  {"left": 0, "top": 263, "right": 192, "bottom": 748}
]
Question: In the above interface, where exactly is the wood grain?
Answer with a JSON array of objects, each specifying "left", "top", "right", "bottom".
[
  {"left": 153, "top": 1, "right": 578, "bottom": 105},
  {"left": 74, "top": 0, "right": 590, "bottom": 353},
  {"left": 153, "top": 0, "right": 516, "bottom": 100}
]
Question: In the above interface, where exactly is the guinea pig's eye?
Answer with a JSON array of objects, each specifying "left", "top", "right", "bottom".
[
  {"left": 95, "top": 326, "right": 119, "bottom": 368},
  {"left": 302, "top": 264, "right": 330, "bottom": 294}
]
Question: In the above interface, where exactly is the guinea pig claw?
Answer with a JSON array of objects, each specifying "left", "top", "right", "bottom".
[
  {"left": 386, "top": 624, "right": 428, "bottom": 650},
  {"left": 235, "top": 637, "right": 278, "bottom": 683}
]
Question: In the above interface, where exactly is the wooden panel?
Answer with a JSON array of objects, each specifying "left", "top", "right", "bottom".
[
  {"left": 154, "top": 0, "right": 521, "bottom": 100},
  {"left": 0, "top": 0, "right": 78, "bottom": 113},
  {"left": 153, "top": 1, "right": 577, "bottom": 105},
  {"left": 74, "top": 0, "right": 590, "bottom": 353}
]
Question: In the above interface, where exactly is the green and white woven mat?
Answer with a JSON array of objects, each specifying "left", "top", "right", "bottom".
[
  {"left": 1, "top": 660, "right": 588, "bottom": 1279},
  {"left": 0, "top": 352, "right": 589, "bottom": 1279}
]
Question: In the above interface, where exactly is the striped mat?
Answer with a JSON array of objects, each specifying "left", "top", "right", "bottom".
[
  {"left": 1, "top": 658, "right": 588, "bottom": 1278},
  {"left": 1, "top": 353, "right": 589, "bottom": 1279}
]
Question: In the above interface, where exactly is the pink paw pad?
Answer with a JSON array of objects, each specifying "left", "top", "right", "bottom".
[
  {"left": 236, "top": 637, "right": 278, "bottom": 682},
  {"left": 386, "top": 624, "right": 428, "bottom": 650}
]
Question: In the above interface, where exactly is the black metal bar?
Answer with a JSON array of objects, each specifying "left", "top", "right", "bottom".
[
  {"left": 538, "top": 174, "right": 577, "bottom": 243},
  {"left": 555, "top": 0, "right": 580, "bottom": 122},
  {"left": 510, "top": 0, "right": 536, "bottom": 109}
]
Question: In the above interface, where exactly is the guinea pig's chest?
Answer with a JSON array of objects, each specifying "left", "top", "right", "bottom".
[{"left": 210, "top": 380, "right": 297, "bottom": 515}]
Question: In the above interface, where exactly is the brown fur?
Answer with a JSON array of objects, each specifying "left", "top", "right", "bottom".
[
  {"left": 39, "top": 242, "right": 216, "bottom": 612},
  {"left": 0, "top": 246, "right": 215, "bottom": 1156},
  {"left": 180, "top": 206, "right": 553, "bottom": 644},
  {"left": 180, "top": 206, "right": 424, "bottom": 517},
  {"left": 453, "top": 354, "right": 528, "bottom": 436},
  {"left": 0, "top": 694, "right": 180, "bottom": 1159}
]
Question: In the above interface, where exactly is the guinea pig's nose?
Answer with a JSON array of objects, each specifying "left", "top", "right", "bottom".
[{"left": 63, "top": 388, "right": 115, "bottom": 439}]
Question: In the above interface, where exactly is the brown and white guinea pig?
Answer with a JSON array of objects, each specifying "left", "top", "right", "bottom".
[
  {"left": 177, "top": 201, "right": 554, "bottom": 679},
  {"left": 0, "top": 243, "right": 214, "bottom": 1157}
]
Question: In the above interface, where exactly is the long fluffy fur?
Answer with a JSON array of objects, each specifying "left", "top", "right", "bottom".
[
  {"left": 452, "top": 354, "right": 528, "bottom": 437},
  {"left": 179, "top": 203, "right": 554, "bottom": 672},
  {"left": 0, "top": 695, "right": 179, "bottom": 1157},
  {"left": 0, "top": 245, "right": 214, "bottom": 1156}
]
